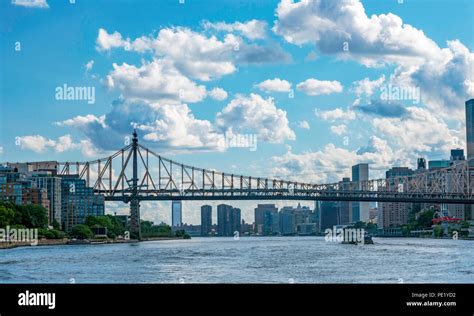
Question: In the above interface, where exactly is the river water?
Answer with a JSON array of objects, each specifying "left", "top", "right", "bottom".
[{"left": 1, "top": 237, "right": 473, "bottom": 283}]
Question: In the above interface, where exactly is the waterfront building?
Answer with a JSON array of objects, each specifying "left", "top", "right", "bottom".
[
  {"left": 171, "top": 200, "right": 182, "bottom": 228},
  {"left": 254, "top": 204, "right": 278, "bottom": 235},
  {"left": 22, "top": 188, "right": 50, "bottom": 213},
  {"left": 378, "top": 167, "right": 414, "bottom": 228},
  {"left": 351, "top": 163, "right": 370, "bottom": 222},
  {"left": 7, "top": 161, "right": 58, "bottom": 175},
  {"left": 217, "top": 204, "right": 241, "bottom": 237},
  {"left": 279, "top": 207, "right": 296, "bottom": 235},
  {"left": 60, "top": 175, "right": 105, "bottom": 231},
  {"left": 29, "top": 172, "right": 62, "bottom": 226},
  {"left": 320, "top": 201, "right": 338, "bottom": 230},
  {"left": 201, "top": 205, "right": 212, "bottom": 236},
  {"left": 337, "top": 177, "right": 352, "bottom": 225}
]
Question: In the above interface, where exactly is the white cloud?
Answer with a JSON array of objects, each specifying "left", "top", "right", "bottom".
[
  {"left": 12, "top": 0, "right": 48, "bottom": 8},
  {"left": 96, "top": 28, "right": 129, "bottom": 51},
  {"left": 59, "top": 99, "right": 225, "bottom": 153},
  {"left": 202, "top": 19, "right": 268, "bottom": 40},
  {"left": 271, "top": 136, "right": 397, "bottom": 183},
  {"left": 352, "top": 75, "right": 385, "bottom": 105},
  {"left": 137, "top": 103, "right": 225, "bottom": 151},
  {"left": 273, "top": 0, "right": 473, "bottom": 119},
  {"left": 255, "top": 78, "right": 292, "bottom": 93},
  {"left": 315, "top": 107, "right": 356, "bottom": 122},
  {"left": 296, "top": 78, "right": 342, "bottom": 96},
  {"left": 208, "top": 87, "right": 228, "bottom": 101},
  {"left": 96, "top": 27, "right": 289, "bottom": 83},
  {"left": 0, "top": 146, "right": 4, "bottom": 155},
  {"left": 105, "top": 60, "right": 207, "bottom": 104},
  {"left": 16, "top": 135, "right": 56, "bottom": 153},
  {"left": 372, "top": 106, "right": 464, "bottom": 154},
  {"left": 55, "top": 114, "right": 106, "bottom": 128},
  {"left": 216, "top": 93, "right": 295, "bottom": 143},
  {"left": 273, "top": 0, "right": 441, "bottom": 67},
  {"left": 55, "top": 135, "right": 77, "bottom": 153},
  {"left": 15, "top": 134, "right": 98, "bottom": 157},
  {"left": 298, "top": 120, "right": 310, "bottom": 129},
  {"left": 85, "top": 60, "right": 94, "bottom": 72},
  {"left": 391, "top": 40, "right": 474, "bottom": 119},
  {"left": 153, "top": 28, "right": 238, "bottom": 81},
  {"left": 330, "top": 124, "right": 347, "bottom": 135}
]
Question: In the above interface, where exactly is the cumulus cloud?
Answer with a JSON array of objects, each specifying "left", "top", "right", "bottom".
[
  {"left": 255, "top": 78, "right": 292, "bottom": 93},
  {"left": 97, "top": 27, "right": 289, "bottom": 83},
  {"left": 298, "top": 120, "right": 310, "bottom": 129},
  {"left": 315, "top": 107, "right": 356, "bottom": 122},
  {"left": 55, "top": 114, "right": 106, "bottom": 128},
  {"left": 271, "top": 136, "right": 398, "bottom": 183},
  {"left": 296, "top": 78, "right": 342, "bottom": 96},
  {"left": 202, "top": 19, "right": 268, "bottom": 40},
  {"left": 273, "top": 0, "right": 441, "bottom": 67},
  {"left": 15, "top": 134, "right": 99, "bottom": 157},
  {"left": 391, "top": 40, "right": 474, "bottom": 119},
  {"left": 105, "top": 60, "right": 207, "bottom": 104},
  {"left": 272, "top": 0, "right": 473, "bottom": 119},
  {"left": 216, "top": 93, "right": 295, "bottom": 143},
  {"left": 11, "top": 0, "right": 48, "bottom": 8},
  {"left": 372, "top": 106, "right": 464, "bottom": 154},
  {"left": 352, "top": 75, "right": 385, "bottom": 105},
  {"left": 208, "top": 87, "right": 228, "bottom": 101},
  {"left": 57, "top": 99, "right": 225, "bottom": 153},
  {"left": 330, "top": 124, "right": 347, "bottom": 135}
]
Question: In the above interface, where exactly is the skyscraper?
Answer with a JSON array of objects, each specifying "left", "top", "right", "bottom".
[
  {"left": 320, "top": 201, "right": 338, "bottom": 230},
  {"left": 171, "top": 200, "right": 182, "bottom": 228},
  {"left": 201, "top": 205, "right": 212, "bottom": 236},
  {"left": 254, "top": 204, "right": 278, "bottom": 235},
  {"left": 466, "top": 99, "right": 474, "bottom": 163},
  {"left": 217, "top": 204, "right": 241, "bottom": 237},
  {"left": 351, "top": 163, "right": 369, "bottom": 222},
  {"left": 337, "top": 177, "right": 352, "bottom": 225}
]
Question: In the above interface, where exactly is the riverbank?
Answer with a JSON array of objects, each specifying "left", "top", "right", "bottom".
[{"left": 0, "top": 236, "right": 186, "bottom": 250}]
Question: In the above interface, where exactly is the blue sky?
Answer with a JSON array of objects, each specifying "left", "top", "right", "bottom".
[{"left": 1, "top": 0, "right": 473, "bottom": 224}]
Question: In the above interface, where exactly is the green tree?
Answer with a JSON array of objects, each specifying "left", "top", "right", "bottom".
[
  {"left": 0, "top": 203, "right": 16, "bottom": 228},
  {"left": 416, "top": 210, "right": 435, "bottom": 229},
  {"left": 141, "top": 221, "right": 173, "bottom": 238},
  {"left": 52, "top": 219, "right": 61, "bottom": 230},
  {"left": 70, "top": 224, "right": 93, "bottom": 239},
  {"left": 14, "top": 204, "right": 48, "bottom": 228},
  {"left": 85, "top": 215, "right": 125, "bottom": 238}
]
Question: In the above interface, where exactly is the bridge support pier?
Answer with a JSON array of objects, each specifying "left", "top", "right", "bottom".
[
  {"left": 129, "top": 129, "right": 141, "bottom": 240},
  {"left": 130, "top": 199, "right": 141, "bottom": 240}
]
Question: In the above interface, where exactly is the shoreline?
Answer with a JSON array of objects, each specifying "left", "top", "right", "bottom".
[{"left": 0, "top": 236, "right": 186, "bottom": 250}]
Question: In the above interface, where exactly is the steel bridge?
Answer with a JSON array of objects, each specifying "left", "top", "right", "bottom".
[{"left": 51, "top": 131, "right": 473, "bottom": 238}]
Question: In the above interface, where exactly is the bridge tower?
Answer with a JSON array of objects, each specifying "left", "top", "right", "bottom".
[{"left": 129, "top": 129, "right": 141, "bottom": 240}]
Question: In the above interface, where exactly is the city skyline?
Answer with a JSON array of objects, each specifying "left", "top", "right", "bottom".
[{"left": 1, "top": 0, "right": 473, "bottom": 225}]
